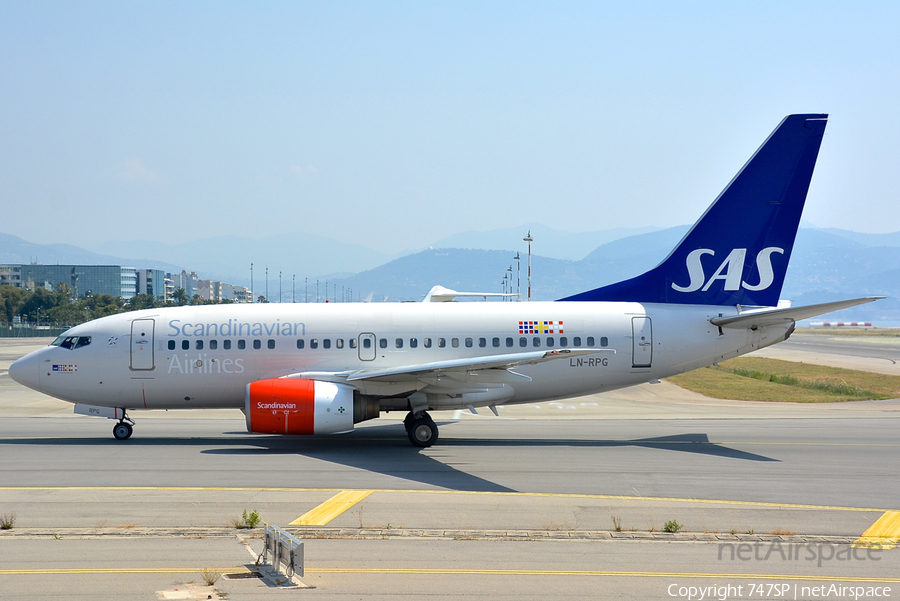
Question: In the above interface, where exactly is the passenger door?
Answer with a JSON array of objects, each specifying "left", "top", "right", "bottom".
[
  {"left": 130, "top": 319, "right": 155, "bottom": 370},
  {"left": 632, "top": 317, "right": 652, "bottom": 368}
]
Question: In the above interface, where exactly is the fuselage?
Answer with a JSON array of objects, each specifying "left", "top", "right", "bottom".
[{"left": 10, "top": 301, "right": 790, "bottom": 413}]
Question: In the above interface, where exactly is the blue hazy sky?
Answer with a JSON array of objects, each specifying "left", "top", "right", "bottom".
[{"left": 2, "top": 2, "right": 898, "bottom": 253}]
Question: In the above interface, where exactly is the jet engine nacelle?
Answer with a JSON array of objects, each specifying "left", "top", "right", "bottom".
[{"left": 245, "top": 378, "right": 371, "bottom": 435}]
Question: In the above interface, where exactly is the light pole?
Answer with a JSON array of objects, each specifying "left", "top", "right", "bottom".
[
  {"left": 279, "top": 271, "right": 282, "bottom": 303},
  {"left": 292, "top": 274, "right": 295, "bottom": 303},
  {"left": 523, "top": 231, "right": 533, "bottom": 301},
  {"left": 514, "top": 252, "right": 520, "bottom": 301},
  {"left": 250, "top": 263, "right": 253, "bottom": 303}
]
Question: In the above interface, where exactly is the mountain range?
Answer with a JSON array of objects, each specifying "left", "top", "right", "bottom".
[{"left": 1, "top": 225, "right": 897, "bottom": 322}]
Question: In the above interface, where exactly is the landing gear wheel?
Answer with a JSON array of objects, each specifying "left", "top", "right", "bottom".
[
  {"left": 403, "top": 412, "right": 416, "bottom": 431},
  {"left": 407, "top": 414, "right": 438, "bottom": 448},
  {"left": 113, "top": 421, "right": 133, "bottom": 440}
]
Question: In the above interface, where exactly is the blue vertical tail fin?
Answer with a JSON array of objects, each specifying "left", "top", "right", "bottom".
[{"left": 561, "top": 114, "right": 828, "bottom": 306}]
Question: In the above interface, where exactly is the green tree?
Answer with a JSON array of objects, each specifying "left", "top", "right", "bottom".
[
  {"left": 172, "top": 288, "right": 189, "bottom": 306},
  {"left": 127, "top": 293, "right": 157, "bottom": 311},
  {"left": 0, "top": 285, "right": 29, "bottom": 321},
  {"left": 20, "top": 287, "right": 62, "bottom": 321}
]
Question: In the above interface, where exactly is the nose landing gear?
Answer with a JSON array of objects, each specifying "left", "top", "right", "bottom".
[{"left": 112, "top": 411, "right": 135, "bottom": 440}]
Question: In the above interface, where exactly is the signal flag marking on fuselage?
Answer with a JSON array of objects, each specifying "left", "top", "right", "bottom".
[{"left": 289, "top": 490, "right": 374, "bottom": 526}]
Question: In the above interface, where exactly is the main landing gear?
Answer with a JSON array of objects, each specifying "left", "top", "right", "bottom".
[
  {"left": 112, "top": 411, "right": 135, "bottom": 440},
  {"left": 404, "top": 411, "right": 438, "bottom": 448}
]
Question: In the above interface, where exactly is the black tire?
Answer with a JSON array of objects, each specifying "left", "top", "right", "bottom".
[
  {"left": 113, "top": 422, "right": 133, "bottom": 440},
  {"left": 407, "top": 416, "right": 438, "bottom": 448}
]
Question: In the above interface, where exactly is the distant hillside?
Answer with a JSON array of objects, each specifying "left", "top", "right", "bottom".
[
  {"left": 0, "top": 232, "right": 183, "bottom": 273},
  {"left": 86, "top": 232, "right": 393, "bottom": 286},
  {"left": 430, "top": 224, "right": 664, "bottom": 261},
  {"left": 3, "top": 227, "right": 899, "bottom": 321}
]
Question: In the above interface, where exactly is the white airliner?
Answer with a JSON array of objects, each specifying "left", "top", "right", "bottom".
[{"left": 9, "top": 114, "right": 879, "bottom": 447}]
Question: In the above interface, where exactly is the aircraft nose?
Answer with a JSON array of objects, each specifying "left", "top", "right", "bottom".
[{"left": 9, "top": 351, "right": 42, "bottom": 392}]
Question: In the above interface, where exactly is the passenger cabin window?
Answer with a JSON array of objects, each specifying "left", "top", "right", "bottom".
[
  {"left": 323, "top": 339, "right": 331, "bottom": 349},
  {"left": 336, "top": 339, "right": 344, "bottom": 349},
  {"left": 362, "top": 338, "right": 371, "bottom": 349},
  {"left": 478, "top": 338, "right": 486, "bottom": 348},
  {"left": 492, "top": 337, "right": 500, "bottom": 348},
  {"left": 168, "top": 340, "right": 175, "bottom": 351},
  {"left": 438, "top": 338, "right": 446, "bottom": 348},
  {"left": 547, "top": 337, "right": 554, "bottom": 347},
  {"left": 424, "top": 338, "right": 432, "bottom": 348},
  {"left": 379, "top": 338, "right": 387, "bottom": 349},
  {"left": 600, "top": 337, "right": 608, "bottom": 347},
  {"left": 311, "top": 339, "right": 319, "bottom": 349},
  {"left": 349, "top": 339, "right": 357, "bottom": 349},
  {"left": 506, "top": 337, "right": 514, "bottom": 348},
  {"left": 195, "top": 340, "right": 203, "bottom": 350},
  {"left": 182, "top": 340, "right": 189, "bottom": 351},
  {"left": 224, "top": 340, "right": 232, "bottom": 350},
  {"left": 395, "top": 338, "right": 403, "bottom": 348},
  {"left": 268, "top": 339, "right": 275, "bottom": 349},
  {"left": 238, "top": 340, "right": 246, "bottom": 350},
  {"left": 533, "top": 337, "right": 541, "bottom": 347},
  {"left": 519, "top": 337, "right": 527, "bottom": 348},
  {"left": 297, "top": 339, "right": 305, "bottom": 349},
  {"left": 253, "top": 340, "right": 261, "bottom": 350},
  {"left": 410, "top": 338, "right": 418, "bottom": 348},
  {"left": 451, "top": 338, "right": 460, "bottom": 348},
  {"left": 573, "top": 337, "right": 582, "bottom": 347},
  {"left": 210, "top": 340, "right": 218, "bottom": 350},
  {"left": 587, "top": 337, "right": 595, "bottom": 347},
  {"left": 560, "top": 337, "right": 568, "bottom": 347},
  {"left": 465, "top": 337, "right": 473, "bottom": 348}
]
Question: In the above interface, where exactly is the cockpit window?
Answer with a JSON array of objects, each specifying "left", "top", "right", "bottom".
[{"left": 51, "top": 335, "right": 91, "bottom": 350}]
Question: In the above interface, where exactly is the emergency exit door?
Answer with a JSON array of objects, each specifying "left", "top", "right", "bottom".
[{"left": 358, "top": 333, "right": 376, "bottom": 361}]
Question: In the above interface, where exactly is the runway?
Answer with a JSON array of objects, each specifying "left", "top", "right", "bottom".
[{"left": 1, "top": 335, "right": 899, "bottom": 599}]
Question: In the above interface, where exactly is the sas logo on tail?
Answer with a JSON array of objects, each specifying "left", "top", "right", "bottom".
[{"left": 672, "top": 247, "right": 784, "bottom": 293}]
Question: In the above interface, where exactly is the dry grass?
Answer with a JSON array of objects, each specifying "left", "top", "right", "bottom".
[
  {"left": 796, "top": 328, "right": 900, "bottom": 338},
  {"left": 667, "top": 357, "right": 900, "bottom": 403},
  {"left": 200, "top": 568, "right": 221, "bottom": 586},
  {"left": 768, "top": 529, "right": 797, "bottom": 536}
]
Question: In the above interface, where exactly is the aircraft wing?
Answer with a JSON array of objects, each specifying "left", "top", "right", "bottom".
[
  {"left": 290, "top": 348, "right": 614, "bottom": 385},
  {"left": 710, "top": 297, "right": 883, "bottom": 330}
]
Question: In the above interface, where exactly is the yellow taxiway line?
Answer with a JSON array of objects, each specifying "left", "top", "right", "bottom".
[
  {"left": 853, "top": 511, "right": 900, "bottom": 550},
  {"left": 289, "top": 490, "right": 373, "bottom": 526}
]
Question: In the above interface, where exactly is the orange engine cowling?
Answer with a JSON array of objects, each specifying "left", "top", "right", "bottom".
[{"left": 245, "top": 378, "right": 356, "bottom": 435}]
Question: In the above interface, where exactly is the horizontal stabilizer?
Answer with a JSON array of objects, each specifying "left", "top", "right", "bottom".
[
  {"left": 710, "top": 297, "right": 884, "bottom": 330},
  {"left": 423, "top": 285, "right": 516, "bottom": 302}
]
